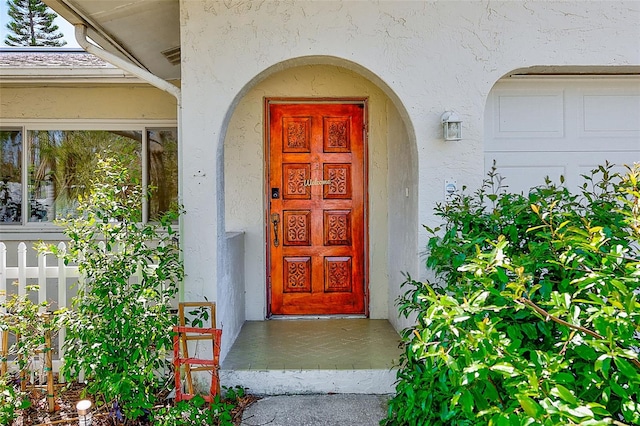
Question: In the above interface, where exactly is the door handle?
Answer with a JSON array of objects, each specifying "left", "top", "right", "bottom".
[{"left": 271, "top": 213, "right": 280, "bottom": 247}]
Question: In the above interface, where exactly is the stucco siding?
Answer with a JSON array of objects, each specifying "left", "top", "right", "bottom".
[
  {"left": 178, "top": 0, "right": 639, "bottom": 324},
  {"left": 387, "top": 99, "right": 419, "bottom": 331},
  {"left": 0, "top": 84, "right": 176, "bottom": 119}
]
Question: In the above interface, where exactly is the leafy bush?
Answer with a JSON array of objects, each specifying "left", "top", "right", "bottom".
[
  {"left": 384, "top": 163, "right": 640, "bottom": 425},
  {"left": 40, "top": 157, "right": 184, "bottom": 421},
  {"left": 0, "top": 374, "right": 30, "bottom": 425},
  {"left": 0, "top": 286, "right": 59, "bottom": 373},
  {"left": 153, "top": 387, "right": 246, "bottom": 426},
  {"left": 0, "top": 287, "right": 58, "bottom": 425}
]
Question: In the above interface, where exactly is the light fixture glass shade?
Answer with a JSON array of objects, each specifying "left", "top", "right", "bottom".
[{"left": 441, "top": 111, "right": 462, "bottom": 141}]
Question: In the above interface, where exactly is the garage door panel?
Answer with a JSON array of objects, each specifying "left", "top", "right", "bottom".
[
  {"left": 488, "top": 151, "right": 637, "bottom": 195},
  {"left": 581, "top": 94, "right": 640, "bottom": 136},
  {"left": 486, "top": 78, "right": 640, "bottom": 193},
  {"left": 488, "top": 137, "right": 638, "bottom": 153},
  {"left": 486, "top": 154, "right": 567, "bottom": 194},
  {"left": 494, "top": 91, "right": 564, "bottom": 136}
]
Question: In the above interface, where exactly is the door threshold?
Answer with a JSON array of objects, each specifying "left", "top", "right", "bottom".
[{"left": 268, "top": 315, "right": 368, "bottom": 320}]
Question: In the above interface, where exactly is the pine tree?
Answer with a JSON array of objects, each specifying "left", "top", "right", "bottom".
[{"left": 4, "top": 0, "right": 66, "bottom": 47}]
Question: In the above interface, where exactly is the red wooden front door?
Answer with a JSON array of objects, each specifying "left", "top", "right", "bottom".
[{"left": 266, "top": 100, "right": 367, "bottom": 315}]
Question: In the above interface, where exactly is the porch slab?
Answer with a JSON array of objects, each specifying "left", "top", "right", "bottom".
[{"left": 219, "top": 319, "right": 402, "bottom": 395}]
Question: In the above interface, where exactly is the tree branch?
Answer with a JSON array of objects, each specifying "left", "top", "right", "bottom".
[
  {"left": 517, "top": 297, "right": 640, "bottom": 370},
  {"left": 559, "top": 330, "right": 576, "bottom": 356}
]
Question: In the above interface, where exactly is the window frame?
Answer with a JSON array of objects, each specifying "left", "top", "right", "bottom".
[{"left": 0, "top": 119, "right": 178, "bottom": 234}]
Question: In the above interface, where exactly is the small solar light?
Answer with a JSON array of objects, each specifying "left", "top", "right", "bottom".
[{"left": 76, "top": 399, "right": 93, "bottom": 426}]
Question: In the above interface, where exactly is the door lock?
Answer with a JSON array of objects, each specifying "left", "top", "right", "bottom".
[{"left": 271, "top": 188, "right": 280, "bottom": 199}]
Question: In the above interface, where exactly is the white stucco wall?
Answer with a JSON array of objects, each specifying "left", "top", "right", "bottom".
[
  {"left": 217, "top": 231, "right": 246, "bottom": 361},
  {"left": 387, "top": 102, "right": 419, "bottom": 331},
  {"left": 0, "top": 84, "right": 177, "bottom": 119},
  {"left": 178, "top": 0, "right": 640, "bottom": 328}
]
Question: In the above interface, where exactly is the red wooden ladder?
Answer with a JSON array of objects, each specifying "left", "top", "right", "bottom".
[{"left": 173, "top": 302, "right": 221, "bottom": 402}]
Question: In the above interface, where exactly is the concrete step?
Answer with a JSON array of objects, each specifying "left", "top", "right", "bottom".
[
  {"left": 220, "top": 367, "right": 397, "bottom": 395},
  {"left": 219, "top": 319, "right": 401, "bottom": 395}
]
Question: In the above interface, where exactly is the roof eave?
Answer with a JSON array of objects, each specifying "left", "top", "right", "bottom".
[{"left": 0, "top": 67, "right": 144, "bottom": 84}]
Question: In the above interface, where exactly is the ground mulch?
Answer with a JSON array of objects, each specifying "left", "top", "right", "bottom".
[{"left": 13, "top": 383, "right": 258, "bottom": 426}]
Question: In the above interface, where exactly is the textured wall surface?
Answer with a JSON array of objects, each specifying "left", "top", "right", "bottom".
[
  {"left": 0, "top": 84, "right": 176, "bottom": 119},
  {"left": 217, "top": 232, "right": 246, "bottom": 362},
  {"left": 177, "top": 0, "right": 639, "bottom": 324}
]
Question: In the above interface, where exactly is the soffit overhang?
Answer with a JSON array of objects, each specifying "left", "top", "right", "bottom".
[
  {"left": 506, "top": 66, "right": 640, "bottom": 78},
  {"left": 42, "top": 0, "right": 180, "bottom": 81}
]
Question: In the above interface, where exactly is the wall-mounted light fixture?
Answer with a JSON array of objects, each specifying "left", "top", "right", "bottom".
[{"left": 441, "top": 111, "right": 462, "bottom": 141}]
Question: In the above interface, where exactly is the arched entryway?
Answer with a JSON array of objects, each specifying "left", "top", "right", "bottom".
[
  {"left": 217, "top": 58, "right": 419, "bottom": 394},
  {"left": 221, "top": 59, "right": 418, "bottom": 326}
]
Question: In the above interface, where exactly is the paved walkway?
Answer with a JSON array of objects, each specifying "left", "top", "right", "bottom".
[{"left": 240, "top": 394, "right": 390, "bottom": 426}]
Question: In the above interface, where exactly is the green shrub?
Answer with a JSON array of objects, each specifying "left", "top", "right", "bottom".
[
  {"left": 0, "top": 287, "right": 58, "bottom": 425},
  {"left": 0, "top": 286, "right": 59, "bottom": 373},
  {"left": 40, "top": 157, "right": 184, "bottom": 421},
  {"left": 153, "top": 387, "right": 246, "bottom": 426},
  {"left": 384, "top": 163, "right": 640, "bottom": 425},
  {"left": 0, "top": 373, "right": 30, "bottom": 425}
]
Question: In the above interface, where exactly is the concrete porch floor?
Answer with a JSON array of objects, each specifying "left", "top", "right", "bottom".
[{"left": 219, "top": 319, "right": 402, "bottom": 395}]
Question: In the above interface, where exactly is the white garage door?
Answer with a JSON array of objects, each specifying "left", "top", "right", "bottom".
[{"left": 485, "top": 77, "right": 640, "bottom": 194}]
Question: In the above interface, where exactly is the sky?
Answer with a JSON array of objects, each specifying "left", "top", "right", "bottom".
[{"left": 0, "top": 2, "right": 80, "bottom": 48}]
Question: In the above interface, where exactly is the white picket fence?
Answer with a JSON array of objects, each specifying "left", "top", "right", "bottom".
[
  {"left": 0, "top": 241, "right": 160, "bottom": 376},
  {"left": 0, "top": 242, "right": 77, "bottom": 369},
  {"left": 0, "top": 241, "right": 78, "bottom": 305}
]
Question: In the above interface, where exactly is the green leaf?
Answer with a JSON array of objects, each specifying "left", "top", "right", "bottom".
[
  {"left": 621, "top": 399, "right": 640, "bottom": 423},
  {"left": 491, "top": 363, "right": 516, "bottom": 376},
  {"left": 552, "top": 384, "right": 578, "bottom": 405},
  {"left": 554, "top": 372, "right": 575, "bottom": 384},
  {"left": 460, "top": 390, "right": 474, "bottom": 414},
  {"left": 565, "top": 404, "right": 594, "bottom": 419},
  {"left": 614, "top": 357, "right": 639, "bottom": 381},
  {"left": 517, "top": 395, "right": 542, "bottom": 418},
  {"left": 573, "top": 345, "right": 597, "bottom": 361},
  {"left": 594, "top": 354, "right": 611, "bottom": 378},
  {"left": 610, "top": 380, "right": 628, "bottom": 398},
  {"left": 496, "top": 267, "right": 508, "bottom": 284}
]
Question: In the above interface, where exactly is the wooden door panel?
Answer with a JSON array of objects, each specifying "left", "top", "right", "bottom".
[
  {"left": 283, "top": 117, "right": 312, "bottom": 152},
  {"left": 283, "top": 210, "right": 311, "bottom": 246},
  {"left": 283, "top": 257, "right": 312, "bottom": 293},
  {"left": 324, "top": 257, "right": 352, "bottom": 292},
  {"left": 323, "top": 116, "right": 351, "bottom": 152},
  {"left": 282, "top": 164, "right": 311, "bottom": 199},
  {"left": 324, "top": 210, "right": 352, "bottom": 246},
  {"left": 267, "top": 101, "right": 367, "bottom": 316},
  {"left": 323, "top": 164, "right": 351, "bottom": 198}
]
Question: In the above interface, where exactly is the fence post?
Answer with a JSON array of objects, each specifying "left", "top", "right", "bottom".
[
  {"left": 57, "top": 242, "right": 67, "bottom": 372},
  {"left": 57, "top": 242, "right": 67, "bottom": 310},
  {"left": 44, "top": 313, "right": 55, "bottom": 413},
  {"left": 18, "top": 242, "right": 27, "bottom": 296},
  {"left": 38, "top": 250, "right": 47, "bottom": 313},
  {"left": 0, "top": 242, "right": 6, "bottom": 312},
  {"left": 1, "top": 243, "right": 7, "bottom": 376}
]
